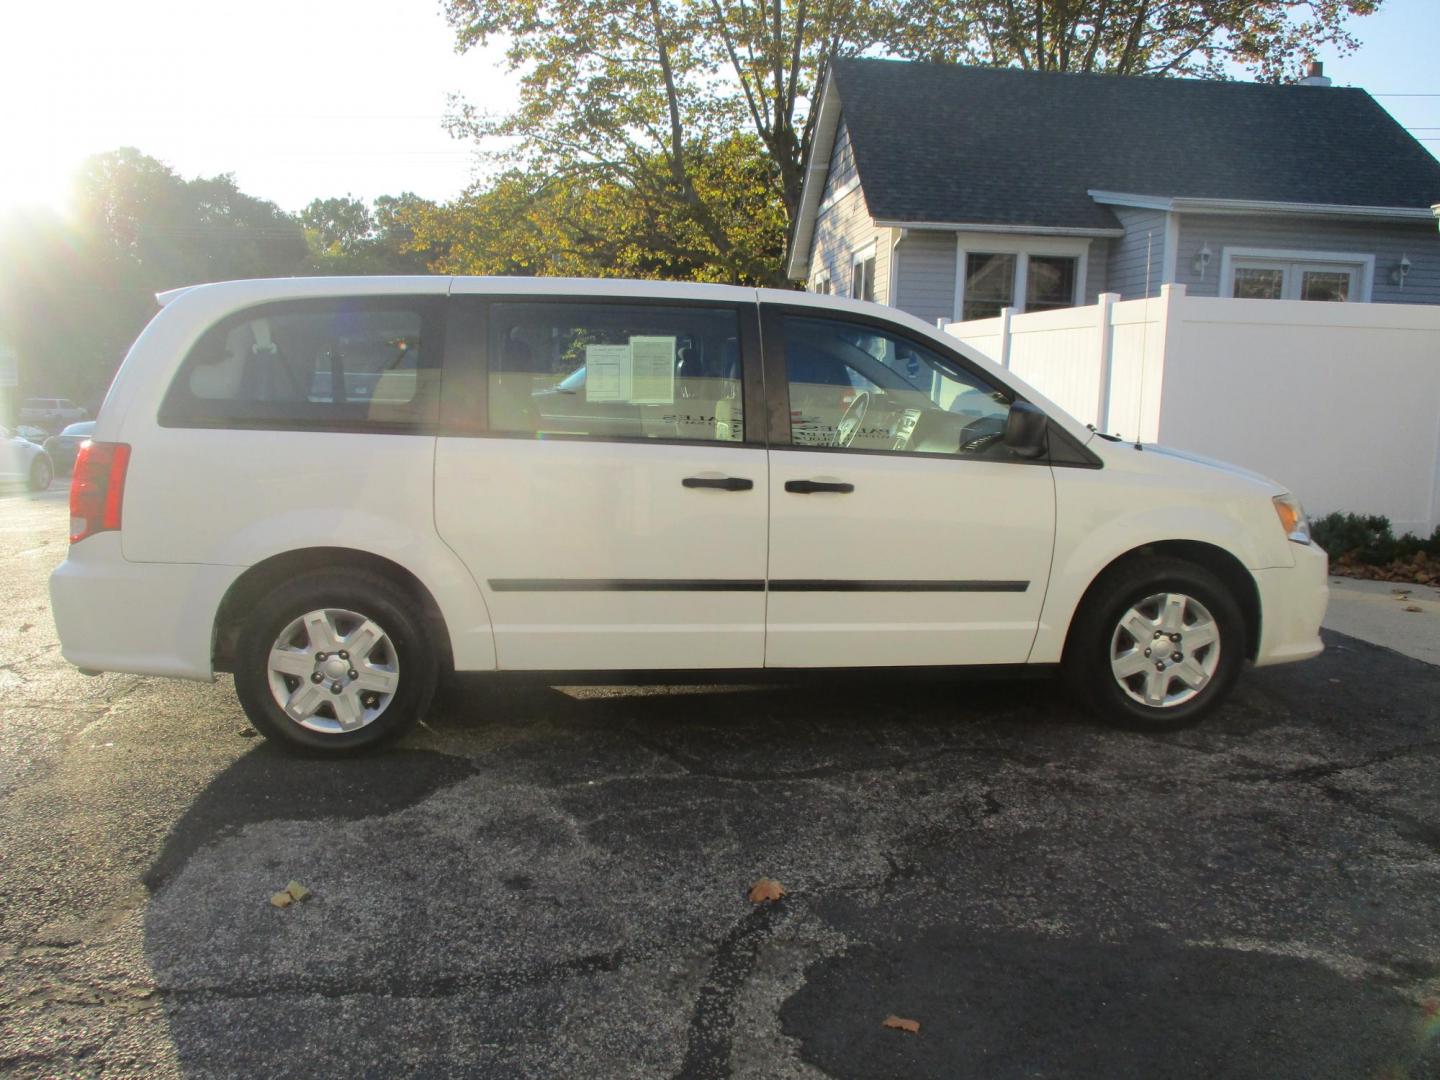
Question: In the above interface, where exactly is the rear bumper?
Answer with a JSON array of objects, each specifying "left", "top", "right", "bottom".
[
  {"left": 1252, "top": 543, "right": 1329, "bottom": 667},
  {"left": 49, "top": 534, "right": 242, "bottom": 681}
]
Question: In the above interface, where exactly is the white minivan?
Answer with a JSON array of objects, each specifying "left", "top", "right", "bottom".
[{"left": 50, "top": 276, "right": 1328, "bottom": 752}]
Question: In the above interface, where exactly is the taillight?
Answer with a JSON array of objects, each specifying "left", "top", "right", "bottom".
[{"left": 69, "top": 441, "right": 131, "bottom": 545}]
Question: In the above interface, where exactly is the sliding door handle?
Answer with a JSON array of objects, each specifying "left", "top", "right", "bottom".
[
  {"left": 682, "top": 476, "right": 754, "bottom": 491},
  {"left": 785, "top": 479, "right": 854, "bottom": 494}
]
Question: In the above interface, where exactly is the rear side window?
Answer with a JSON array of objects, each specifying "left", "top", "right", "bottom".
[
  {"left": 482, "top": 301, "right": 744, "bottom": 443},
  {"left": 159, "top": 298, "right": 442, "bottom": 430}
]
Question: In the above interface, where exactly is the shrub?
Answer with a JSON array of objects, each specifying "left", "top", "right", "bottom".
[{"left": 1310, "top": 511, "right": 1440, "bottom": 566}]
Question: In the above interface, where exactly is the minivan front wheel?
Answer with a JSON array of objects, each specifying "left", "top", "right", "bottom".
[
  {"left": 1065, "top": 557, "right": 1245, "bottom": 731},
  {"left": 234, "top": 571, "right": 437, "bottom": 752}
]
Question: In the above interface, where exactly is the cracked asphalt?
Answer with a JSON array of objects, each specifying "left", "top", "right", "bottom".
[{"left": 2, "top": 487, "right": 1439, "bottom": 1078}]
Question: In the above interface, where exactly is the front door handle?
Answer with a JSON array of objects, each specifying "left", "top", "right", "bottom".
[
  {"left": 682, "top": 476, "right": 754, "bottom": 491},
  {"left": 784, "top": 479, "right": 855, "bottom": 494}
]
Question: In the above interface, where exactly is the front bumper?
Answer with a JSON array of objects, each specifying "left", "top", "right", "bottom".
[
  {"left": 1252, "top": 542, "right": 1329, "bottom": 667},
  {"left": 49, "top": 533, "right": 243, "bottom": 681}
]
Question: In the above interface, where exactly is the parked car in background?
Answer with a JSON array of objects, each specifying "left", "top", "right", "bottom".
[
  {"left": 50, "top": 276, "right": 1328, "bottom": 754},
  {"left": 0, "top": 425, "right": 54, "bottom": 491},
  {"left": 43, "top": 421, "right": 96, "bottom": 475},
  {"left": 20, "top": 397, "right": 88, "bottom": 432}
]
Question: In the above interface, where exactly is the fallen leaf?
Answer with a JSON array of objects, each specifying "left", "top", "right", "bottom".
[
  {"left": 883, "top": 1015, "right": 921, "bottom": 1034},
  {"left": 748, "top": 877, "right": 786, "bottom": 904},
  {"left": 238, "top": 728, "right": 257, "bottom": 738},
  {"left": 1404, "top": 605, "right": 1423, "bottom": 613},
  {"left": 270, "top": 881, "right": 312, "bottom": 907},
  {"left": 285, "top": 881, "right": 312, "bottom": 903}
]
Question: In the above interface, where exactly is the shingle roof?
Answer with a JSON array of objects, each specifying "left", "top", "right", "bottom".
[{"left": 828, "top": 59, "right": 1440, "bottom": 229}]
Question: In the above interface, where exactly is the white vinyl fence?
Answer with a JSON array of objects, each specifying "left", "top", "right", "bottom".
[{"left": 943, "top": 285, "right": 1440, "bottom": 535}]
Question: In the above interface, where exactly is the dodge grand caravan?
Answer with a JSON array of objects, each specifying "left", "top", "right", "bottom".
[{"left": 50, "top": 277, "right": 1328, "bottom": 752}]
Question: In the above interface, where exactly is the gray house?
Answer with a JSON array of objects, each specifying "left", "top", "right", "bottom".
[{"left": 788, "top": 59, "right": 1440, "bottom": 324}]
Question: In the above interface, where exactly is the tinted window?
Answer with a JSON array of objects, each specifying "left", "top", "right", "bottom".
[
  {"left": 486, "top": 302, "right": 744, "bottom": 443},
  {"left": 783, "top": 315, "right": 1017, "bottom": 458},
  {"left": 160, "top": 299, "right": 440, "bottom": 429}
]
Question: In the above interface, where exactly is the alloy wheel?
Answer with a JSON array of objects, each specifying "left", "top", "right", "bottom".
[
  {"left": 1109, "top": 591, "right": 1221, "bottom": 708},
  {"left": 265, "top": 607, "right": 400, "bottom": 733}
]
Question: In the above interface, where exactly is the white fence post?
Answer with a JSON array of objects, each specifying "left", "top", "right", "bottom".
[
  {"left": 1094, "top": 293, "right": 1117, "bottom": 431},
  {"left": 1147, "top": 284, "right": 1186, "bottom": 443},
  {"left": 998, "top": 306, "right": 1014, "bottom": 370}
]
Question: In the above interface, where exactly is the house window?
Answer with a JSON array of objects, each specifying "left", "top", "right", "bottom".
[
  {"left": 1221, "top": 248, "right": 1371, "bottom": 302},
  {"left": 851, "top": 247, "right": 876, "bottom": 302},
  {"left": 963, "top": 253, "right": 1017, "bottom": 320},
  {"left": 1026, "top": 255, "right": 1079, "bottom": 312},
  {"left": 812, "top": 271, "right": 832, "bottom": 295},
  {"left": 960, "top": 249, "right": 1081, "bottom": 320}
]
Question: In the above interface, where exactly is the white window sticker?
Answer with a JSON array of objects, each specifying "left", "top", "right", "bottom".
[
  {"left": 629, "top": 336, "right": 676, "bottom": 404},
  {"left": 584, "top": 344, "right": 630, "bottom": 402}
]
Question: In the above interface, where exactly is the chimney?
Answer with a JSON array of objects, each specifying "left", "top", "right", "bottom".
[{"left": 1300, "top": 60, "right": 1332, "bottom": 87}]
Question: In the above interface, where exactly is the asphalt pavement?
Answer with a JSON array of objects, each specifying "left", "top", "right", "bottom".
[{"left": 1, "top": 486, "right": 1437, "bottom": 1078}]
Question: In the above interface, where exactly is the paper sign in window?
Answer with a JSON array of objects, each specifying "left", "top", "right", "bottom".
[
  {"left": 584, "top": 344, "right": 630, "bottom": 402},
  {"left": 629, "top": 336, "right": 676, "bottom": 404}
]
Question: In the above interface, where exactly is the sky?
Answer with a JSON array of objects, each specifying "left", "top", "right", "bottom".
[
  {"left": 0, "top": 0, "right": 1436, "bottom": 219},
  {"left": 0, "top": 0, "right": 519, "bottom": 215}
]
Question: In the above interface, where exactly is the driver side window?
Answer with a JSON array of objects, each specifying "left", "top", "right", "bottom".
[{"left": 781, "top": 315, "right": 1014, "bottom": 457}]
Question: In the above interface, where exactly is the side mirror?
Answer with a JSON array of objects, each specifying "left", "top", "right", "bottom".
[{"left": 1004, "top": 401, "right": 1048, "bottom": 459}]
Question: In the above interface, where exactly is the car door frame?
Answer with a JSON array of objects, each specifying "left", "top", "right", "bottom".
[
  {"left": 435, "top": 289, "right": 774, "bottom": 671},
  {"left": 756, "top": 300, "right": 1094, "bottom": 668}
]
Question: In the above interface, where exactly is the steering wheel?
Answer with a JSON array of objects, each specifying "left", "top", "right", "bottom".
[
  {"left": 958, "top": 414, "right": 1006, "bottom": 456},
  {"left": 832, "top": 392, "right": 870, "bottom": 448}
]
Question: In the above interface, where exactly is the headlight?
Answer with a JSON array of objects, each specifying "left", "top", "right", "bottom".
[{"left": 1273, "top": 494, "right": 1311, "bottom": 545}]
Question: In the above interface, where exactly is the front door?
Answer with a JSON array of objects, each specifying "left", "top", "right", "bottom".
[
  {"left": 434, "top": 292, "right": 770, "bottom": 670},
  {"left": 762, "top": 307, "right": 1055, "bottom": 668}
]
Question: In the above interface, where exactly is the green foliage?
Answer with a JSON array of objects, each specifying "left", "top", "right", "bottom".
[
  {"left": 1310, "top": 512, "right": 1440, "bottom": 566},
  {"left": 411, "top": 135, "right": 785, "bottom": 285},
  {"left": 303, "top": 191, "right": 441, "bottom": 275},
  {"left": 887, "top": 0, "right": 1384, "bottom": 81}
]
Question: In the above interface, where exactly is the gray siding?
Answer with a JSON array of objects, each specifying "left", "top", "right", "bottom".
[
  {"left": 1084, "top": 239, "right": 1110, "bottom": 304},
  {"left": 1173, "top": 214, "right": 1440, "bottom": 305},
  {"left": 829, "top": 117, "right": 858, "bottom": 189},
  {"left": 1105, "top": 207, "right": 1169, "bottom": 298},
  {"left": 807, "top": 113, "right": 888, "bottom": 302},
  {"left": 807, "top": 186, "right": 888, "bottom": 302},
  {"left": 894, "top": 231, "right": 956, "bottom": 324}
]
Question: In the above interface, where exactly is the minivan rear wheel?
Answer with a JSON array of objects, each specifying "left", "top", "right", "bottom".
[
  {"left": 1064, "top": 557, "right": 1245, "bottom": 731},
  {"left": 234, "top": 571, "right": 437, "bottom": 752}
]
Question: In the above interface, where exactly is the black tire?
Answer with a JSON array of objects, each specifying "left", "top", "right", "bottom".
[
  {"left": 1063, "top": 556, "right": 1246, "bottom": 732},
  {"left": 28, "top": 454, "right": 53, "bottom": 492},
  {"left": 233, "top": 570, "right": 438, "bottom": 753}
]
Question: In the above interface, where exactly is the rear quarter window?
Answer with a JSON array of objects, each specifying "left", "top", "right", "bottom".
[{"left": 159, "top": 298, "right": 443, "bottom": 431}]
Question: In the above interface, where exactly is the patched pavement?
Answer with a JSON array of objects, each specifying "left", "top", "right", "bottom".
[{"left": 2, "top": 488, "right": 1438, "bottom": 1078}]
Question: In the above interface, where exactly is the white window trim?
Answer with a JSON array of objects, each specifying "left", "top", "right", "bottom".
[
  {"left": 1218, "top": 246, "right": 1375, "bottom": 302},
  {"left": 812, "top": 269, "right": 832, "bottom": 295},
  {"left": 951, "top": 233, "right": 1090, "bottom": 321},
  {"left": 851, "top": 242, "right": 878, "bottom": 302}
]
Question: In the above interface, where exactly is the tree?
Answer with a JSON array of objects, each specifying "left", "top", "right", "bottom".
[
  {"left": 442, "top": 0, "right": 900, "bottom": 281},
  {"left": 75, "top": 149, "right": 309, "bottom": 292},
  {"left": 301, "top": 196, "right": 375, "bottom": 256},
  {"left": 409, "top": 134, "right": 786, "bottom": 283},
  {"left": 887, "top": 0, "right": 1384, "bottom": 81}
]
